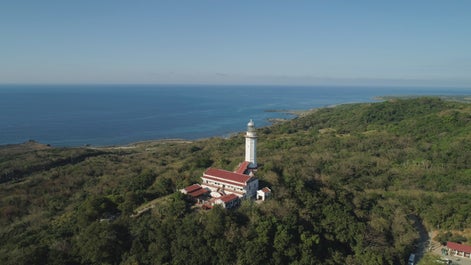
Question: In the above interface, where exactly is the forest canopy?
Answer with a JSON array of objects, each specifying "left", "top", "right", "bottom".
[{"left": 0, "top": 97, "right": 470, "bottom": 265}]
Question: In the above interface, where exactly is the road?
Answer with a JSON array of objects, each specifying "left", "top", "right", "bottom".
[
  {"left": 410, "top": 214, "right": 430, "bottom": 263},
  {"left": 410, "top": 215, "right": 471, "bottom": 265}
]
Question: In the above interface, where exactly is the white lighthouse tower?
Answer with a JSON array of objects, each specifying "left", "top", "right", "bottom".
[{"left": 245, "top": 119, "right": 257, "bottom": 168}]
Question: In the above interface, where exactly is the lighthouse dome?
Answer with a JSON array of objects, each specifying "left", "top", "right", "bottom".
[{"left": 247, "top": 119, "right": 254, "bottom": 127}]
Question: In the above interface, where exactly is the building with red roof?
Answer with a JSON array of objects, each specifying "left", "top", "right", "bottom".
[
  {"left": 235, "top": 161, "right": 251, "bottom": 174},
  {"left": 181, "top": 184, "right": 203, "bottom": 194},
  {"left": 181, "top": 120, "right": 267, "bottom": 208},
  {"left": 447, "top": 241, "right": 471, "bottom": 259},
  {"left": 200, "top": 120, "right": 260, "bottom": 199},
  {"left": 201, "top": 167, "right": 258, "bottom": 199},
  {"left": 213, "top": 194, "right": 240, "bottom": 209},
  {"left": 180, "top": 184, "right": 210, "bottom": 203},
  {"left": 257, "top": 187, "right": 271, "bottom": 201}
]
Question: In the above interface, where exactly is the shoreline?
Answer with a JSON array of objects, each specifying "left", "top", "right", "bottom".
[
  {"left": 2, "top": 95, "right": 470, "bottom": 149},
  {"left": 374, "top": 94, "right": 471, "bottom": 103}
]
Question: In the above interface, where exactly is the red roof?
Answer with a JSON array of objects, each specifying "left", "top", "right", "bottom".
[
  {"left": 235, "top": 161, "right": 251, "bottom": 174},
  {"left": 261, "top": 187, "right": 271, "bottom": 193},
  {"left": 202, "top": 175, "right": 247, "bottom": 187},
  {"left": 204, "top": 168, "right": 252, "bottom": 184},
  {"left": 219, "top": 193, "right": 239, "bottom": 203},
  {"left": 184, "top": 184, "right": 202, "bottom": 193},
  {"left": 188, "top": 187, "right": 209, "bottom": 197},
  {"left": 447, "top": 242, "right": 471, "bottom": 253}
]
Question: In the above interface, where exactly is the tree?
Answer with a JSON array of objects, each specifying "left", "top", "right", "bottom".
[{"left": 75, "top": 222, "right": 130, "bottom": 265}]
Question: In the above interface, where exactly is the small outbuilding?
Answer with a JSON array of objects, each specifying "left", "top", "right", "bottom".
[
  {"left": 213, "top": 194, "right": 240, "bottom": 209},
  {"left": 257, "top": 187, "right": 271, "bottom": 201},
  {"left": 180, "top": 184, "right": 210, "bottom": 203}
]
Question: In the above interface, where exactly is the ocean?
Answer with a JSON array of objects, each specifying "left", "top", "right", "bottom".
[{"left": 0, "top": 84, "right": 469, "bottom": 147}]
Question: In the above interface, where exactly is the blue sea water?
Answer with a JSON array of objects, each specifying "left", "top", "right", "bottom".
[{"left": 0, "top": 84, "right": 469, "bottom": 147}]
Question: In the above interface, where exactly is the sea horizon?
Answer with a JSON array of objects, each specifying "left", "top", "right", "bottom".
[{"left": 1, "top": 84, "right": 470, "bottom": 147}]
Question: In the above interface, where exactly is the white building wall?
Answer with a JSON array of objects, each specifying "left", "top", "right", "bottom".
[
  {"left": 245, "top": 120, "right": 257, "bottom": 167},
  {"left": 243, "top": 179, "right": 259, "bottom": 199},
  {"left": 201, "top": 177, "right": 246, "bottom": 197},
  {"left": 245, "top": 136, "right": 256, "bottom": 166}
]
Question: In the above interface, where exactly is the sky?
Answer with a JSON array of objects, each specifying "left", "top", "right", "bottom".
[{"left": 1, "top": 1, "right": 470, "bottom": 86}]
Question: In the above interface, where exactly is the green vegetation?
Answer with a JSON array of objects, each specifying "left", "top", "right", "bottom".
[
  {"left": 434, "top": 231, "right": 468, "bottom": 245},
  {"left": 0, "top": 97, "right": 470, "bottom": 265},
  {"left": 416, "top": 253, "right": 448, "bottom": 265}
]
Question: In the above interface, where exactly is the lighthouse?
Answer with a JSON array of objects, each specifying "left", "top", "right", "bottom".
[{"left": 245, "top": 119, "right": 257, "bottom": 168}]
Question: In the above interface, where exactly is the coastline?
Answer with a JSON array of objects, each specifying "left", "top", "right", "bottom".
[
  {"left": 374, "top": 95, "right": 471, "bottom": 103},
  {"left": 2, "top": 89, "right": 470, "bottom": 148}
]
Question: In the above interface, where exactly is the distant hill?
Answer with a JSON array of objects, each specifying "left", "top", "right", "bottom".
[{"left": 0, "top": 97, "right": 470, "bottom": 265}]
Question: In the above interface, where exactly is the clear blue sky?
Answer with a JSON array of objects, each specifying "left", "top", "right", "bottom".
[{"left": 1, "top": 1, "right": 470, "bottom": 86}]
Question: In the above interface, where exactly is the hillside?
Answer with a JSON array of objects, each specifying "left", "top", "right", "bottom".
[{"left": 0, "top": 97, "right": 470, "bottom": 265}]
